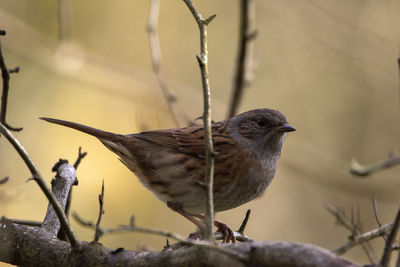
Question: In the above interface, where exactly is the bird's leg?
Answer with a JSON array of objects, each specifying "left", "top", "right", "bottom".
[
  {"left": 191, "top": 214, "right": 236, "bottom": 243},
  {"left": 167, "top": 201, "right": 236, "bottom": 243},
  {"left": 166, "top": 201, "right": 204, "bottom": 229}
]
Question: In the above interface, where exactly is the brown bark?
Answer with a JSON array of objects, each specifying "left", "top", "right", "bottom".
[{"left": 0, "top": 220, "right": 359, "bottom": 267}]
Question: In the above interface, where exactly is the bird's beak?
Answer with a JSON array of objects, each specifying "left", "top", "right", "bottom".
[{"left": 275, "top": 123, "right": 296, "bottom": 132}]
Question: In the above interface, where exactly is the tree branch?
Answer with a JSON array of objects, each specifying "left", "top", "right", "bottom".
[
  {"left": 350, "top": 151, "right": 400, "bottom": 177},
  {"left": 57, "top": 0, "right": 71, "bottom": 40},
  {"left": 0, "top": 30, "right": 22, "bottom": 132},
  {"left": 380, "top": 207, "right": 400, "bottom": 266},
  {"left": 325, "top": 203, "right": 376, "bottom": 263},
  {"left": 6, "top": 218, "right": 41, "bottom": 227},
  {"left": 227, "top": 0, "right": 257, "bottom": 118},
  {"left": 182, "top": 0, "right": 216, "bottom": 243},
  {"left": 94, "top": 180, "right": 105, "bottom": 242},
  {"left": 0, "top": 123, "right": 80, "bottom": 247},
  {"left": 147, "top": 0, "right": 189, "bottom": 127},
  {"left": 73, "top": 146, "right": 87, "bottom": 170},
  {"left": 41, "top": 162, "right": 77, "bottom": 238},
  {"left": 0, "top": 176, "right": 9, "bottom": 184},
  {"left": 334, "top": 221, "right": 393, "bottom": 255},
  {"left": 72, "top": 212, "right": 247, "bottom": 262},
  {"left": 237, "top": 209, "right": 251, "bottom": 235},
  {"left": 0, "top": 220, "right": 361, "bottom": 266}
]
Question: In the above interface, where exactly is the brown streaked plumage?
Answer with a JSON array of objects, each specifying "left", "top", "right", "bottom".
[{"left": 40, "top": 108, "right": 295, "bottom": 242}]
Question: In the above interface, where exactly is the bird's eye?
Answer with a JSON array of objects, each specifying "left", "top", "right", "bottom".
[{"left": 256, "top": 118, "right": 267, "bottom": 127}]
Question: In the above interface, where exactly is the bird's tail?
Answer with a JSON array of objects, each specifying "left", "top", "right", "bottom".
[{"left": 40, "top": 117, "right": 120, "bottom": 140}]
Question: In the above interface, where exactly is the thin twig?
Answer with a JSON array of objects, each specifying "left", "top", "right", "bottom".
[
  {"left": 237, "top": 209, "right": 251, "bottom": 235},
  {"left": 94, "top": 180, "right": 105, "bottom": 242},
  {"left": 147, "top": 0, "right": 188, "bottom": 127},
  {"left": 0, "top": 123, "right": 80, "bottom": 247},
  {"left": 350, "top": 152, "right": 400, "bottom": 177},
  {"left": 373, "top": 198, "right": 383, "bottom": 229},
  {"left": 227, "top": 0, "right": 257, "bottom": 118},
  {"left": 334, "top": 221, "right": 393, "bottom": 255},
  {"left": 380, "top": 208, "right": 400, "bottom": 267},
  {"left": 57, "top": 0, "right": 71, "bottom": 40},
  {"left": 182, "top": 0, "right": 216, "bottom": 242},
  {"left": 325, "top": 203, "right": 376, "bottom": 263},
  {"left": 372, "top": 198, "right": 387, "bottom": 243},
  {"left": 0, "top": 176, "right": 9, "bottom": 184},
  {"left": 7, "top": 218, "right": 41, "bottom": 227},
  {"left": 64, "top": 147, "right": 87, "bottom": 219},
  {"left": 8, "top": 66, "right": 20, "bottom": 74},
  {"left": 72, "top": 213, "right": 248, "bottom": 262},
  {"left": 0, "top": 30, "right": 22, "bottom": 132},
  {"left": 73, "top": 146, "right": 87, "bottom": 170}
]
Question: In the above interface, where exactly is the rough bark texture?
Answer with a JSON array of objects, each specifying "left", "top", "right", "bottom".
[
  {"left": 0, "top": 221, "right": 359, "bottom": 267},
  {"left": 41, "top": 163, "right": 76, "bottom": 237}
]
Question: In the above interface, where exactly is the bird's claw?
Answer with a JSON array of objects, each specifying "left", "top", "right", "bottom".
[{"left": 215, "top": 221, "right": 236, "bottom": 243}]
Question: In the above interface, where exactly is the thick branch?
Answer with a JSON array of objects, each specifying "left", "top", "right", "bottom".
[
  {"left": 72, "top": 212, "right": 246, "bottom": 261},
  {"left": 0, "top": 221, "right": 360, "bottom": 267},
  {"left": 41, "top": 163, "right": 77, "bottom": 238},
  {"left": 0, "top": 123, "right": 80, "bottom": 247},
  {"left": 182, "top": 0, "right": 216, "bottom": 243}
]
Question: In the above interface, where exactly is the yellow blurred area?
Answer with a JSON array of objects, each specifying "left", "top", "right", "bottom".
[{"left": 0, "top": 1, "right": 400, "bottom": 265}]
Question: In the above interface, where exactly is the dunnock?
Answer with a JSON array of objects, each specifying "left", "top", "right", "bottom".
[{"left": 41, "top": 108, "right": 295, "bottom": 242}]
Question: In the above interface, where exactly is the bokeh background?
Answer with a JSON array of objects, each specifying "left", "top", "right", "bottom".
[{"left": 1, "top": 0, "right": 400, "bottom": 265}]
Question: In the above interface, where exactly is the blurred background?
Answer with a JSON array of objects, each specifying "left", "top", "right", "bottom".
[{"left": 0, "top": 0, "right": 399, "bottom": 265}]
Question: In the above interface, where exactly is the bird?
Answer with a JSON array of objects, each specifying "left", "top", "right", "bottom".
[{"left": 40, "top": 108, "right": 295, "bottom": 242}]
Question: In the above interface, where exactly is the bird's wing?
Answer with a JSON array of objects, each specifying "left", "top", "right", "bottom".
[{"left": 133, "top": 122, "right": 231, "bottom": 159}]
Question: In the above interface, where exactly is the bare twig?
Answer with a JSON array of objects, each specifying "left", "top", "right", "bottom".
[
  {"left": 380, "top": 208, "right": 400, "bottom": 267},
  {"left": 94, "top": 180, "right": 105, "bottom": 242},
  {"left": 0, "top": 30, "right": 22, "bottom": 132},
  {"left": 334, "top": 221, "right": 393, "bottom": 255},
  {"left": 73, "top": 146, "right": 87, "bottom": 170},
  {"left": 0, "top": 176, "right": 9, "bottom": 184},
  {"left": 72, "top": 213, "right": 248, "bottom": 262},
  {"left": 325, "top": 203, "right": 355, "bottom": 232},
  {"left": 350, "top": 152, "right": 400, "bottom": 177},
  {"left": 237, "top": 209, "right": 251, "bottom": 235},
  {"left": 7, "top": 218, "right": 41, "bottom": 227},
  {"left": 63, "top": 147, "right": 87, "bottom": 220},
  {"left": 8, "top": 67, "right": 20, "bottom": 74},
  {"left": 373, "top": 198, "right": 383, "bottom": 229},
  {"left": 57, "top": 0, "right": 71, "bottom": 40},
  {"left": 325, "top": 203, "right": 376, "bottom": 263},
  {"left": 182, "top": 0, "right": 216, "bottom": 242},
  {"left": 0, "top": 123, "right": 80, "bottom": 247},
  {"left": 227, "top": 0, "right": 257, "bottom": 118},
  {"left": 147, "top": 0, "right": 188, "bottom": 127},
  {"left": 372, "top": 198, "right": 387, "bottom": 244}
]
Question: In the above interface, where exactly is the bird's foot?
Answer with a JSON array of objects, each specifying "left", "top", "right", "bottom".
[
  {"left": 167, "top": 202, "right": 236, "bottom": 243},
  {"left": 214, "top": 220, "right": 235, "bottom": 243}
]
